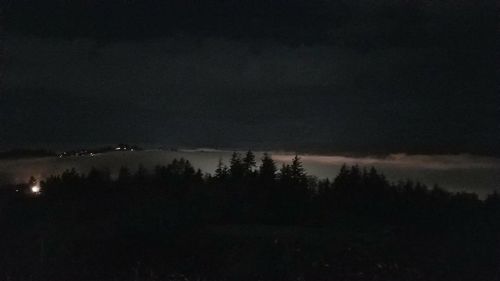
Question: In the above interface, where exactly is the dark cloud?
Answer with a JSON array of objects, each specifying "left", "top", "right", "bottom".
[
  {"left": 0, "top": 0, "right": 498, "bottom": 155},
  {"left": 3, "top": 0, "right": 495, "bottom": 48}
]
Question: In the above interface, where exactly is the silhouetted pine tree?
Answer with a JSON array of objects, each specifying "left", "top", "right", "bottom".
[
  {"left": 290, "top": 154, "right": 308, "bottom": 189},
  {"left": 243, "top": 150, "right": 257, "bottom": 176},
  {"left": 214, "top": 158, "right": 229, "bottom": 182},
  {"left": 229, "top": 152, "right": 245, "bottom": 182},
  {"left": 259, "top": 153, "right": 277, "bottom": 184}
]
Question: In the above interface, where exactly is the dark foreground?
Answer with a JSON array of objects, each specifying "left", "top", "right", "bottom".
[{"left": 0, "top": 154, "right": 499, "bottom": 280}]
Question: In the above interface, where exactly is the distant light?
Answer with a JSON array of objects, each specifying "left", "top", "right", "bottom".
[{"left": 31, "top": 185, "right": 41, "bottom": 193}]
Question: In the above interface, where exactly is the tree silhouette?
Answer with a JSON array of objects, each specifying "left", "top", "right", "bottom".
[
  {"left": 259, "top": 153, "right": 277, "bottom": 184},
  {"left": 28, "top": 176, "right": 37, "bottom": 187},
  {"left": 214, "top": 158, "right": 229, "bottom": 182},
  {"left": 229, "top": 152, "right": 245, "bottom": 182},
  {"left": 243, "top": 150, "right": 257, "bottom": 175},
  {"left": 290, "top": 154, "right": 307, "bottom": 188}
]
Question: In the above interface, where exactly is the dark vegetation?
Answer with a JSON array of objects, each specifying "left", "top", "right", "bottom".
[{"left": 0, "top": 152, "right": 499, "bottom": 280}]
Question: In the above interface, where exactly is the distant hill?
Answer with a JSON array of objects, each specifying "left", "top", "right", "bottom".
[
  {"left": 0, "top": 149, "right": 56, "bottom": 159},
  {"left": 57, "top": 144, "right": 141, "bottom": 157}
]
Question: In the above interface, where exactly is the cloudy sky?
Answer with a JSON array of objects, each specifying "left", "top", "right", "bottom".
[{"left": 1, "top": 0, "right": 497, "bottom": 155}]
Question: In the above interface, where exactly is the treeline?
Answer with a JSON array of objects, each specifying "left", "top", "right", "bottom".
[{"left": 33, "top": 151, "right": 500, "bottom": 225}]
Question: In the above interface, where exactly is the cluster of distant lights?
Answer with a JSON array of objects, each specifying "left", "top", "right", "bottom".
[{"left": 115, "top": 147, "right": 134, "bottom": 151}]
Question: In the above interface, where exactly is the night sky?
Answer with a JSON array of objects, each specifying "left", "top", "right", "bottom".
[{"left": 1, "top": 0, "right": 497, "bottom": 155}]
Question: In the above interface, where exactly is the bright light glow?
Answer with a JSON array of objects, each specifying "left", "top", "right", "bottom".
[{"left": 31, "top": 185, "right": 41, "bottom": 193}]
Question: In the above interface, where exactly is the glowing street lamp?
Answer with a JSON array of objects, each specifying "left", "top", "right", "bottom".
[{"left": 31, "top": 185, "right": 41, "bottom": 194}]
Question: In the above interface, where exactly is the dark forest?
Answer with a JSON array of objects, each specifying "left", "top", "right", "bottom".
[{"left": 1, "top": 152, "right": 499, "bottom": 280}]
